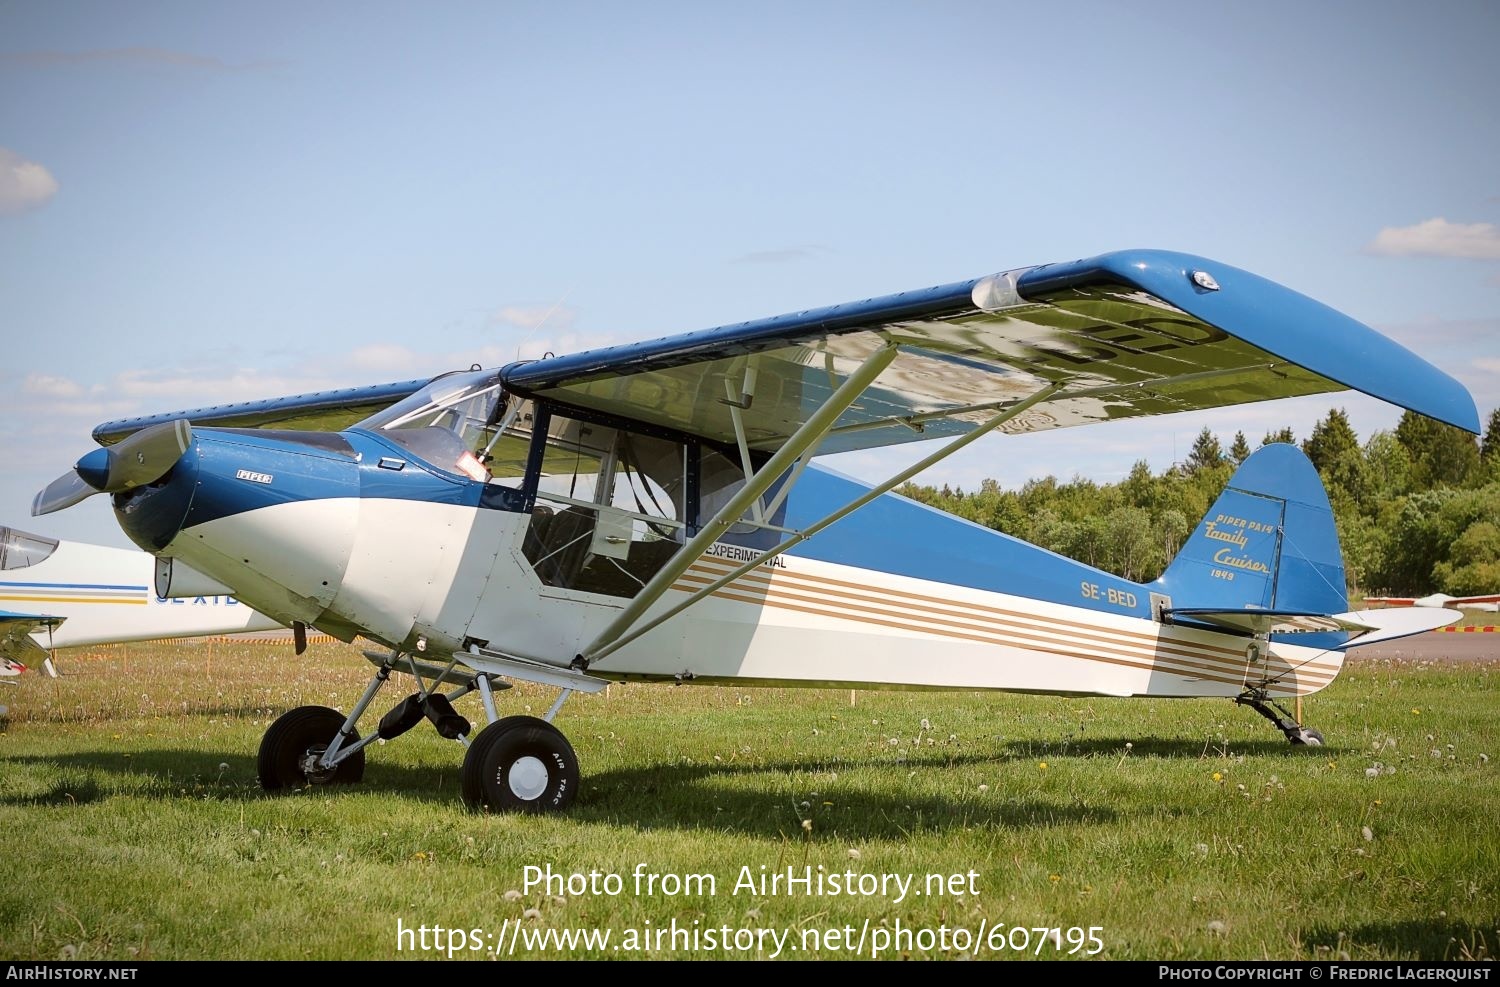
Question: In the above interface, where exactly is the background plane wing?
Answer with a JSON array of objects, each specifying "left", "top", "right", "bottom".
[
  {"left": 91, "top": 377, "right": 431, "bottom": 445},
  {"left": 499, "top": 249, "right": 1480, "bottom": 456}
]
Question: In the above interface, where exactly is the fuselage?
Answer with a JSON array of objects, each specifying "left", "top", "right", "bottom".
[
  {"left": 106, "top": 400, "right": 1341, "bottom": 700},
  {"left": 0, "top": 529, "right": 281, "bottom": 650}
]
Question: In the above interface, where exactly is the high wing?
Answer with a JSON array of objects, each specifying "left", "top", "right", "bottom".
[
  {"left": 499, "top": 249, "right": 1479, "bottom": 456},
  {"left": 92, "top": 377, "right": 432, "bottom": 445},
  {"left": 0, "top": 610, "right": 64, "bottom": 666}
]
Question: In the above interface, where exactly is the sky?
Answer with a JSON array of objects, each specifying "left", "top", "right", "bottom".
[{"left": 2, "top": 0, "right": 1498, "bottom": 549}]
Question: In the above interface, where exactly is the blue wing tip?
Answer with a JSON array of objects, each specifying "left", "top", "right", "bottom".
[{"left": 1019, "top": 249, "right": 1480, "bottom": 434}]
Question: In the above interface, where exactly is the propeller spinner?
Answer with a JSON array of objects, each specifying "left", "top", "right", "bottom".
[{"left": 33, "top": 419, "right": 194, "bottom": 516}]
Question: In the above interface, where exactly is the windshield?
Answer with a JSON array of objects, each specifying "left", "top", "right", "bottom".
[
  {"left": 0, "top": 526, "right": 60, "bottom": 569},
  {"left": 354, "top": 368, "right": 506, "bottom": 474}
]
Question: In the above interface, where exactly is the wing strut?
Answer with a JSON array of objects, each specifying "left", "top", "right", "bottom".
[
  {"left": 576, "top": 344, "right": 898, "bottom": 666},
  {"left": 580, "top": 379, "right": 1065, "bottom": 667}
]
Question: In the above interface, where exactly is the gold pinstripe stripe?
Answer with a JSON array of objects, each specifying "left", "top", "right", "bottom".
[
  {"left": 672, "top": 557, "right": 1335, "bottom": 693},
  {"left": 686, "top": 557, "right": 1341, "bottom": 674},
  {"left": 675, "top": 571, "right": 1327, "bottom": 687},
  {"left": 682, "top": 557, "right": 1339, "bottom": 679}
]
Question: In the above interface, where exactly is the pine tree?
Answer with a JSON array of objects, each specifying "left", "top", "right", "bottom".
[
  {"left": 1395, "top": 411, "right": 1480, "bottom": 488},
  {"left": 1302, "top": 409, "right": 1360, "bottom": 473},
  {"left": 1481, "top": 409, "right": 1500, "bottom": 472},
  {"left": 1261, "top": 427, "right": 1295, "bottom": 447},
  {"left": 1187, "top": 427, "right": 1224, "bottom": 473},
  {"left": 1228, "top": 431, "right": 1251, "bottom": 466}
]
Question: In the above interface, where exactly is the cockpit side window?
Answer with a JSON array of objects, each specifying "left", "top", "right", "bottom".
[
  {"left": 520, "top": 410, "right": 688, "bottom": 597},
  {"left": 0, "top": 527, "right": 60, "bottom": 570}
]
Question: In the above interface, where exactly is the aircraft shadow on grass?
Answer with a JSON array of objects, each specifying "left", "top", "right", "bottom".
[
  {"left": 1, "top": 727, "right": 1331, "bottom": 838},
  {"left": 2, "top": 748, "right": 1131, "bottom": 836}
]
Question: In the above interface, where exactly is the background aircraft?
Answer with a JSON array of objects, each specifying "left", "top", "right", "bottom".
[
  {"left": 0, "top": 524, "right": 284, "bottom": 677},
  {"left": 33, "top": 249, "right": 1478, "bottom": 812},
  {"left": 1363, "top": 592, "right": 1500, "bottom": 612}
]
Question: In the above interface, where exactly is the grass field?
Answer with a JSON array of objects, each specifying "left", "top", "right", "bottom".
[{"left": 0, "top": 639, "right": 1495, "bottom": 961}]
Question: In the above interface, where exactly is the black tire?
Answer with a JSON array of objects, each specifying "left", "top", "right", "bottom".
[
  {"left": 461, "top": 715, "right": 579, "bottom": 813},
  {"left": 1291, "top": 727, "right": 1326, "bottom": 746},
  {"left": 258, "top": 705, "right": 365, "bottom": 790}
]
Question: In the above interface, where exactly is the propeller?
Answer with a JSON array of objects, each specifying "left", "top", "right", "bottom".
[{"left": 32, "top": 419, "right": 193, "bottom": 516}]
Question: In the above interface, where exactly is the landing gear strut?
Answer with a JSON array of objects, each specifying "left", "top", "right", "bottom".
[
  {"left": 1236, "top": 690, "right": 1325, "bottom": 746},
  {"left": 255, "top": 646, "right": 598, "bottom": 812}
]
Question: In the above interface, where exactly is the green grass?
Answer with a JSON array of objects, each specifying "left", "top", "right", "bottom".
[{"left": 0, "top": 640, "right": 1496, "bottom": 961}]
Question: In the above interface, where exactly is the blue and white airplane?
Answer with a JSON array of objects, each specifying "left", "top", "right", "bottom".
[
  {"left": 33, "top": 250, "right": 1478, "bottom": 812},
  {"left": 0, "top": 525, "right": 283, "bottom": 678}
]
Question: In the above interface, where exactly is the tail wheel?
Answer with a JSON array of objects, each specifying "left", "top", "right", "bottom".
[
  {"left": 1291, "top": 727, "right": 1326, "bottom": 746},
  {"left": 461, "top": 715, "right": 579, "bottom": 813},
  {"left": 258, "top": 705, "right": 365, "bottom": 790}
]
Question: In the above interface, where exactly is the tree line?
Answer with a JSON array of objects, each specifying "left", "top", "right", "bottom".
[{"left": 897, "top": 409, "right": 1500, "bottom": 596}]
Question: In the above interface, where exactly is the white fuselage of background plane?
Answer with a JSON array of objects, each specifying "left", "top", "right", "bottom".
[{"left": 1, "top": 536, "right": 282, "bottom": 652}]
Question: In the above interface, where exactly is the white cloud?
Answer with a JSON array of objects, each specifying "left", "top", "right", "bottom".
[
  {"left": 489, "top": 304, "right": 578, "bottom": 332},
  {"left": 350, "top": 343, "right": 426, "bottom": 374},
  {"left": 0, "top": 147, "right": 59, "bottom": 216},
  {"left": 23, "top": 373, "right": 82, "bottom": 398},
  {"left": 1366, "top": 218, "right": 1500, "bottom": 260},
  {"left": 109, "top": 368, "right": 349, "bottom": 406}
]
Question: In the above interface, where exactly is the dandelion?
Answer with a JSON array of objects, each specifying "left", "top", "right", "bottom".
[
  {"left": 978, "top": 784, "right": 989, "bottom": 793},
  {"left": 523, "top": 908, "right": 541, "bottom": 921},
  {"left": 550, "top": 895, "right": 566, "bottom": 906},
  {"left": 1049, "top": 874, "right": 1061, "bottom": 883},
  {"left": 848, "top": 848, "right": 861, "bottom": 860},
  {"left": 218, "top": 762, "right": 230, "bottom": 772},
  {"left": 920, "top": 718, "right": 931, "bottom": 731},
  {"left": 1212, "top": 771, "right": 1223, "bottom": 783},
  {"left": 801, "top": 819, "right": 813, "bottom": 833},
  {"left": 1207, "top": 920, "right": 1226, "bottom": 935},
  {"left": 1365, "top": 767, "right": 1380, "bottom": 778},
  {"left": 1039, "top": 762, "right": 1049, "bottom": 771},
  {"left": 1195, "top": 843, "right": 1209, "bottom": 856},
  {"left": 1412, "top": 709, "right": 1422, "bottom": 715},
  {"left": 503, "top": 889, "right": 522, "bottom": 902},
  {"left": 1361, "top": 826, "right": 1373, "bottom": 842}
]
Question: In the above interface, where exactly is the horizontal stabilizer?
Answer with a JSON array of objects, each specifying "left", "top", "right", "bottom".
[
  {"left": 1333, "top": 607, "right": 1463, "bottom": 650},
  {"left": 1165, "top": 607, "right": 1376, "bottom": 636}
]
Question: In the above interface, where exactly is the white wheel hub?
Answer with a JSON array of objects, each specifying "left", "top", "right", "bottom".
[{"left": 507, "top": 755, "right": 549, "bottom": 800}]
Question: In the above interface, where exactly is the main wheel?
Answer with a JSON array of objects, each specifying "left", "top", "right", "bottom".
[
  {"left": 461, "top": 715, "right": 579, "bottom": 813},
  {"left": 258, "top": 705, "right": 365, "bottom": 790}
]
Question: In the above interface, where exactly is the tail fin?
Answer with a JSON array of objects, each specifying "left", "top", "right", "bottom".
[{"left": 1151, "top": 443, "right": 1346, "bottom": 621}]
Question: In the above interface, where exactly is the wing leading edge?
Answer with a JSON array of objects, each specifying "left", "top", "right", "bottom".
[
  {"left": 499, "top": 249, "right": 1480, "bottom": 456},
  {"left": 92, "top": 377, "right": 432, "bottom": 446}
]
